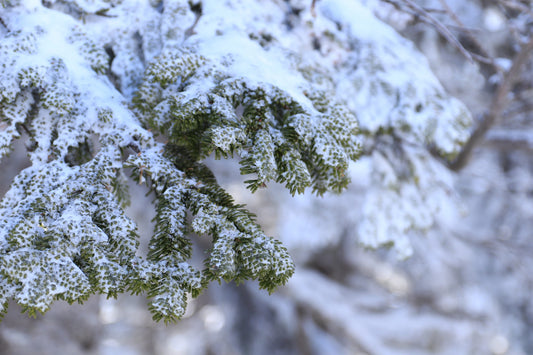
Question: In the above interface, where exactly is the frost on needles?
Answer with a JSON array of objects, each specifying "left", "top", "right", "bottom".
[
  {"left": 0, "top": 0, "right": 358, "bottom": 322},
  {"left": 0, "top": 0, "right": 471, "bottom": 322}
]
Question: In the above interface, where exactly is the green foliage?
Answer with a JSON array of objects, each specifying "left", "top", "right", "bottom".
[
  {"left": 0, "top": 0, "right": 362, "bottom": 322},
  {"left": 135, "top": 50, "right": 360, "bottom": 195},
  {"left": 0, "top": 0, "right": 470, "bottom": 322},
  {"left": 0, "top": 0, "right": 470, "bottom": 323}
]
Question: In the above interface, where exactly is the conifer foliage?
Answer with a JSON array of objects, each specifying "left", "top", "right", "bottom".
[
  {"left": 0, "top": 0, "right": 359, "bottom": 322},
  {"left": 0, "top": 0, "right": 470, "bottom": 322}
]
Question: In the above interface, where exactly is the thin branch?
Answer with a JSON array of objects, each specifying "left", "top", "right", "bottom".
[
  {"left": 417, "top": 7, "right": 447, "bottom": 15},
  {"left": 450, "top": 36, "right": 533, "bottom": 171},
  {"left": 184, "top": 2, "right": 203, "bottom": 39},
  {"left": 503, "top": 101, "right": 533, "bottom": 118},
  {"left": 470, "top": 52, "right": 498, "bottom": 66},
  {"left": 498, "top": 0, "right": 533, "bottom": 18},
  {"left": 446, "top": 24, "right": 485, "bottom": 34},
  {"left": 483, "top": 129, "right": 533, "bottom": 152},
  {"left": 437, "top": 0, "right": 497, "bottom": 70},
  {"left": 381, "top": 0, "right": 474, "bottom": 62}
]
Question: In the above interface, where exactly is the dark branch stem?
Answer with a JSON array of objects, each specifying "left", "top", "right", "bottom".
[
  {"left": 311, "top": 0, "right": 317, "bottom": 17},
  {"left": 184, "top": 2, "right": 203, "bottom": 39},
  {"left": 449, "top": 36, "right": 533, "bottom": 171},
  {"left": 498, "top": 0, "right": 533, "bottom": 17},
  {"left": 381, "top": 0, "right": 474, "bottom": 62},
  {"left": 503, "top": 100, "right": 533, "bottom": 118},
  {"left": 437, "top": 0, "right": 497, "bottom": 69}
]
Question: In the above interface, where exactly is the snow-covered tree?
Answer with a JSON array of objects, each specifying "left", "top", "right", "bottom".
[{"left": 0, "top": 0, "right": 474, "bottom": 326}]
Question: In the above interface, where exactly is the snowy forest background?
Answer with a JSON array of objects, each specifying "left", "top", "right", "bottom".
[{"left": 1, "top": 0, "right": 533, "bottom": 354}]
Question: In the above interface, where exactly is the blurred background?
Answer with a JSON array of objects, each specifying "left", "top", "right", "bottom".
[{"left": 1, "top": 0, "right": 533, "bottom": 354}]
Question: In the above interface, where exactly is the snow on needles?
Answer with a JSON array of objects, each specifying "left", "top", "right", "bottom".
[{"left": 0, "top": 0, "right": 472, "bottom": 319}]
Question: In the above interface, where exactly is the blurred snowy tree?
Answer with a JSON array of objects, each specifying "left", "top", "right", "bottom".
[
  {"left": 0, "top": 0, "right": 480, "bottom": 328},
  {"left": 2, "top": 0, "right": 533, "bottom": 354},
  {"left": 255, "top": 1, "right": 533, "bottom": 354}
]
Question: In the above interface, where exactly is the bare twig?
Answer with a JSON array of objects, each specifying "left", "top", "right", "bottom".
[
  {"left": 483, "top": 129, "right": 533, "bottom": 152},
  {"left": 498, "top": 0, "right": 533, "bottom": 18},
  {"left": 503, "top": 100, "right": 533, "bottom": 118},
  {"left": 381, "top": 0, "right": 474, "bottom": 62},
  {"left": 470, "top": 52, "right": 499, "bottom": 66},
  {"left": 437, "top": 0, "right": 497, "bottom": 69},
  {"left": 184, "top": 2, "right": 202, "bottom": 39},
  {"left": 311, "top": 0, "right": 317, "bottom": 17},
  {"left": 450, "top": 36, "right": 533, "bottom": 170}
]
